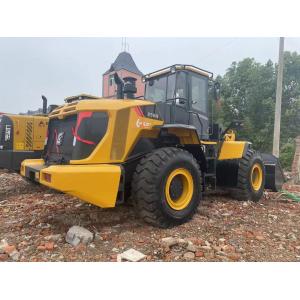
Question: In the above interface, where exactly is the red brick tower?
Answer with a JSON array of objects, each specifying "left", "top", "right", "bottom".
[{"left": 102, "top": 51, "right": 144, "bottom": 98}]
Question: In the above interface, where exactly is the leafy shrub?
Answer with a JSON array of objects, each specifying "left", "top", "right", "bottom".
[{"left": 280, "top": 139, "right": 296, "bottom": 170}]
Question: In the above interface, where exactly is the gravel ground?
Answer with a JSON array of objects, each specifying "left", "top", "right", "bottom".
[{"left": 0, "top": 169, "right": 300, "bottom": 262}]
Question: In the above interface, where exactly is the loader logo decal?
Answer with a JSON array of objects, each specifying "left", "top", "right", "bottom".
[
  {"left": 56, "top": 132, "right": 65, "bottom": 146},
  {"left": 136, "top": 119, "right": 151, "bottom": 129}
]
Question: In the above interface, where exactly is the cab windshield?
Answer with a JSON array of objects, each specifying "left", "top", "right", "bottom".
[
  {"left": 144, "top": 71, "right": 208, "bottom": 113},
  {"left": 145, "top": 76, "right": 168, "bottom": 102},
  {"left": 145, "top": 72, "right": 187, "bottom": 101}
]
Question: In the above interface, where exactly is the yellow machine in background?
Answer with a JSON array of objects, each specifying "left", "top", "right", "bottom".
[
  {"left": 21, "top": 65, "right": 283, "bottom": 227},
  {"left": 0, "top": 96, "right": 59, "bottom": 171},
  {"left": 0, "top": 113, "right": 48, "bottom": 171}
]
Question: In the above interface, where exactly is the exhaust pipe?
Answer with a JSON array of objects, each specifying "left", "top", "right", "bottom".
[
  {"left": 113, "top": 73, "right": 137, "bottom": 99},
  {"left": 114, "top": 73, "right": 124, "bottom": 99},
  {"left": 41, "top": 95, "right": 47, "bottom": 115}
]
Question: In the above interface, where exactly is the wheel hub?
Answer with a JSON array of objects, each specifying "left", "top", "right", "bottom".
[
  {"left": 165, "top": 168, "right": 194, "bottom": 210},
  {"left": 251, "top": 163, "right": 263, "bottom": 191},
  {"left": 169, "top": 176, "right": 184, "bottom": 200}
]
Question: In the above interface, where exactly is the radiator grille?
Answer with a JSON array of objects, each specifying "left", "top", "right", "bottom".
[{"left": 110, "top": 109, "right": 130, "bottom": 160}]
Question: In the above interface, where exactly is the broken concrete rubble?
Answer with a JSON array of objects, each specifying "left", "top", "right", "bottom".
[
  {"left": 117, "top": 248, "right": 146, "bottom": 262},
  {"left": 1, "top": 168, "right": 300, "bottom": 262},
  {"left": 65, "top": 226, "right": 94, "bottom": 247}
]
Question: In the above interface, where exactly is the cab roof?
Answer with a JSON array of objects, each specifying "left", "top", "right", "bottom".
[{"left": 143, "top": 64, "right": 213, "bottom": 81}]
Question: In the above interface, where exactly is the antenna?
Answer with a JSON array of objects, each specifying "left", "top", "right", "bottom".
[
  {"left": 121, "top": 37, "right": 124, "bottom": 51},
  {"left": 121, "top": 37, "right": 130, "bottom": 52}
]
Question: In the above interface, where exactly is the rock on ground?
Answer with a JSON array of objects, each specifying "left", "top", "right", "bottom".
[
  {"left": 186, "top": 243, "right": 197, "bottom": 253},
  {"left": 117, "top": 248, "right": 146, "bottom": 262},
  {"left": 161, "top": 237, "right": 179, "bottom": 248},
  {"left": 65, "top": 226, "right": 94, "bottom": 247},
  {"left": 0, "top": 239, "right": 8, "bottom": 253},
  {"left": 183, "top": 252, "right": 195, "bottom": 260}
]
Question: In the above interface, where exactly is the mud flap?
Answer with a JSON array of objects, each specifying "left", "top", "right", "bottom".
[{"left": 261, "top": 153, "right": 285, "bottom": 192}]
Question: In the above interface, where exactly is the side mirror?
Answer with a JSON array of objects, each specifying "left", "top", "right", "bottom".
[{"left": 214, "top": 82, "right": 221, "bottom": 101}]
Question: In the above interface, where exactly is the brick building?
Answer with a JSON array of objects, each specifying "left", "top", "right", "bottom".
[{"left": 102, "top": 51, "right": 144, "bottom": 98}]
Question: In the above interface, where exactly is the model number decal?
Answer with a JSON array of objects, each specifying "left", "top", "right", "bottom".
[
  {"left": 4, "top": 125, "right": 11, "bottom": 141},
  {"left": 146, "top": 112, "right": 159, "bottom": 119}
]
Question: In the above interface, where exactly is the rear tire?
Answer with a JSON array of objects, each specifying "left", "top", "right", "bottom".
[
  {"left": 131, "top": 147, "right": 202, "bottom": 228},
  {"left": 231, "top": 149, "right": 265, "bottom": 202}
]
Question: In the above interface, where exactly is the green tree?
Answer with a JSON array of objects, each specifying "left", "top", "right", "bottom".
[
  {"left": 217, "top": 51, "right": 300, "bottom": 168},
  {"left": 218, "top": 58, "right": 276, "bottom": 151},
  {"left": 281, "top": 51, "right": 300, "bottom": 146}
]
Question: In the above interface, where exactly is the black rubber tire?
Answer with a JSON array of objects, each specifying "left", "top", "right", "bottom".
[
  {"left": 231, "top": 149, "right": 265, "bottom": 202},
  {"left": 131, "top": 147, "right": 202, "bottom": 228}
]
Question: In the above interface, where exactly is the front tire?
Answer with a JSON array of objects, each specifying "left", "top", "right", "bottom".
[
  {"left": 131, "top": 147, "right": 202, "bottom": 228},
  {"left": 232, "top": 149, "right": 265, "bottom": 202}
]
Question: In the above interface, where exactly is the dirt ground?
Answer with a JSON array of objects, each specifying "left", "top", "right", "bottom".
[{"left": 0, "top": 169, "right": 300, "bottom": 262}]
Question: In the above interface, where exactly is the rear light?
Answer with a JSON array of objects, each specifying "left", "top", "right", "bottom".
[{"left": 43, "top": 173, "right": 51, "bottom": 183}]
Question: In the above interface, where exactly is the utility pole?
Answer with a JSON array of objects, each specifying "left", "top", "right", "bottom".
[{"left": 273, "top": 37, "right": 285, "bottom": 158}]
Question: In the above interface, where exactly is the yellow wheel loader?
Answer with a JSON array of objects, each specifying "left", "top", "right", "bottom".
[
  {"left": 0, "top": 113, "right": 48, "bottom": 171},
  {"left": 0, "top": 96, "right": 54, "bottom": 171},
  {"left": 21, "top": 65, "right": 284, "bottom": 227}
]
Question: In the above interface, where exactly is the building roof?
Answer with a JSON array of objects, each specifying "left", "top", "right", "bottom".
[{"left": 103, "top": 51, "right": 143, "bottom": 76}]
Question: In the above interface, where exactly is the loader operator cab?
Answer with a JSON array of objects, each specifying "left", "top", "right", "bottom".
[{"left": 143, "top": 65, "right": 219, "bottom": 140}]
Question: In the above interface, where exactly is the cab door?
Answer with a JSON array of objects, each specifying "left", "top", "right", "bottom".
[
  {"left": 188, "top": 73, "right": 209, "bottom": 139},
  {"left": 170, "top": 71, "right": 189, "bottom": 125}
]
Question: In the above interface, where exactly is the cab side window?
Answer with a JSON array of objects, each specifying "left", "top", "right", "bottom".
[
  {"left": 176, "top": 72, "right": 187, "bottom": 100},
  {"left": 167, "top": 74, "right": 176, "bottom": 100},
  {"left": 190, "top": 74, "right": 208, "bottom": 113}
]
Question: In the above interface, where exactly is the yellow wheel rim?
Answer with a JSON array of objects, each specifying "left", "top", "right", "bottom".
[
  {"left": 251, "top": 163, "right": 263, "bottom": 191},
  {"left": 165, "top": 168, "right": 194, "bottom": 210}
]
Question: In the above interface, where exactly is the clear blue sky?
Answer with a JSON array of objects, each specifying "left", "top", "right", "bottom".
[{"left": 1, "top": 37, "right": 300, "bottom": 113}]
